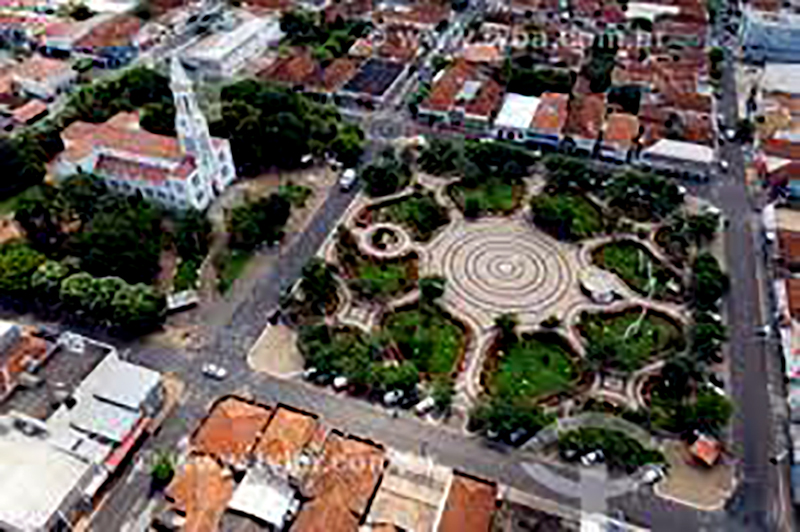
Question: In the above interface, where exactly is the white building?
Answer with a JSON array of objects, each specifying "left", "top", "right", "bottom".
[
  {"left": 0, "top": 346, "right": 162, "bottom": 532},
  {"left": 181, "top": 16, "right": 282, "bottom": 79},
  {"left": 638, "top": 139, "right": 715, "bottom": 180},
  {"left": 742, "top": 10, "right": 800, "bottom": 63},
  {"left": 55, "top": 58, "right": 235, "bottom": 210},
  {"left": 493, "top": 93, "right": 541, "bottom": 141}
]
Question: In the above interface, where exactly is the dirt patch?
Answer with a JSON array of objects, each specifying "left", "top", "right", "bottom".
[
  {"left": 655, "top": 440, "right": 735, "bottom": 510},
  {"left": 247, "top": 323, "right": 305, "bottom": 376}
]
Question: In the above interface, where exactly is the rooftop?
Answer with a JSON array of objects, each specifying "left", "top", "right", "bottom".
[
  {"left": 9, "top": 99, "right": 47, "bottom": 124},
  {"left": 779, "top": 230, "right": 800, "bottom": 265},
  {"left": 293, "top": 432, "right": 385, "bottom": 532},
  {"left": 564, "top": 93, "right": 606, "bottom": 141},
  {"left": 603, "top": 112, "right": 640, "bottom": 147},
  {"left": 191, "top": 397, "right": 272, "bottom": 464},
  {"left": 341, "top": 58, "right": 404, "bottom": 97},
  {"left": 437, "top": 472, "right": 497, "bottom": 532},
  {"left": 94, "top": 153, "right": 196, "bottom": 184},
  {"left": 74, "top": 14, "right": 141, "bottom": 49},
  {"left": 494, "top": 93, "right": 541, "bottom": 130},
  {"left": 228, "top": 466, "right": 299, "bottom": 529},
  {"left": 13, "top": 54, "right": 73, "bottom": 83},
  {"left": 253, "top": 406, "right": 317, "bottom": 468},
  {"left": 531, "top": 92, "right": 570, "bottom": 134},
  {"left": 184, "top": 16, "right": 281, "bottom": 63},
  {"left": 641, "top": 138, "right": 715, "bottom": 164},
  {"left": 166, "top": 455, "right": 235, "bottom": 532},
  {"left": 0, "top": 416, "right": 94, "bottom": 532}
]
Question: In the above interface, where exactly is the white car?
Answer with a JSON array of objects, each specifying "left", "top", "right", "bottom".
[
  {"left": 725, "top": 128, "right": 736, "bottom": 141},
  {"left": 339, "top": 169, "right": 357, "bottom": 191},
  {"left": 719, "top": 159, "right": 729, "bottom": 171},
  {"left": 640, "top": 464, "right": 666, "bottom": 485},
  {"left": 201, "top": 363, "right": 227, "bottom": 380},
  {"left": 332, "top": 376, "right": 349, "bottom": 391},
  {"left": 755, "top": 324, "right": 772, "bottom": 337},
  {"left": 383, "top": 390, "right": 404, "bottom": 406}
]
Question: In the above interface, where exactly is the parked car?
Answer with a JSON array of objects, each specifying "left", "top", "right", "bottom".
[
  {"left": 339, "top": 169, "right": 357, "bottom": 191},
  {"left": 640, "top": 464, "right": 666, "bottom": 485},
  {"left": 755, "top": 324, "right": 772, "bottom": 337},
  {"left": 201, "top": 363, "right": 227, "bottom": 380},
  {"left": 415, "top": 396, "right": 436, "bottom": 415},
  {"left": 383, "top": 390, "right": 404, "bottom": 406},
  {"left": 332, "top": 376, "right": 349, "bottom": 391}
]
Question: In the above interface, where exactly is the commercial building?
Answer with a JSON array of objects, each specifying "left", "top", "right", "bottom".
[
  {"left": 338, "top": 58, "right": 407, "bottom": 107},
  {"left": 638, "top": 138, "right": 715, "bottom": 179},
  {"left": 0, "top": 336, "right": 162, "bottom": 532},
  {"left": 54, "top": 58, "right": 235, "bottom": 210},
  {"left": 181, "top": 15, "right": 282, "bottom": 79}
]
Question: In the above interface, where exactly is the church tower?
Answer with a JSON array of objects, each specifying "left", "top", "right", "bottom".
[{"left": 170, "top": 57, "right": 219, "bottom": 188}]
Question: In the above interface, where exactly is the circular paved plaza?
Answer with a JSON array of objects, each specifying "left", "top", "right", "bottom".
[{"left": 426, "top": 219, "right": 579, "bottom": 323}]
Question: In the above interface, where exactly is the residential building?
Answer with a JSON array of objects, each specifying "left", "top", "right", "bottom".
[
  {"left": 165, "top": 455, "right": 235, "bottom": 532},
  {"left": 73, "top": 14, "right": 141, "bottom": 68},
  {"left": 0, "top": 321, "right": 50, "bottom": 400},
  {"left": 12, "top": 55, "right": 76, "bottom": 100},
  {"left": 563, "top": 92, "right": 605, "bottom": 154},
  {"left": 181, "top": 15, "right": 282, "bottom": 79},
  {"left": 191, "top": 396, "right": 272, "bottom": 467},
  {"left": 742, "top": 10, "right": 800, "bottom": 63},
  {"left": 436, "top": 472, "right": 498, "bottom": 532},
  {"left": 493, "top": 93, "right": 542, "bottom": 141},
  {"left": 638, "top": 138, "right": 715, "bottom": 179},
  {"left": 600, "top": 112, "right": 640, "bottom": 162},
  {"left": 417, "top": 60, "right": 504, "bottom": 132},
  {"left": 529, "top": 92, "right": 570, "bottom": 148},
  {"left": 0, "top": 341, "right": 162, "bottom": 532},
  {"left": 54, "top": 58, "right": 236, "bottom": 210},
  {"left": 338, "top": 58, "right": 408, "bottom": 108}
]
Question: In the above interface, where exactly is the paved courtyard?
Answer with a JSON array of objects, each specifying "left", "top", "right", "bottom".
[{"left": 422, "top": 216, "right": 587, "bottom": 332}]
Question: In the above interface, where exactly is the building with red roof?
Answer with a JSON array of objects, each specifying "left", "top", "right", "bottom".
[
  {"left": 73, "top": 15, "right": 141, "bottom": 68},
  {"left": 564, "top": 92, "right": 606, "bottom": 154},
  {"left": 600, "top": 112, "right": 640, "bottom": 162}
]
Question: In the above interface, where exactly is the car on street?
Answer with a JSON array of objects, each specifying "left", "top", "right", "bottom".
[
  {"left": 719, "top": 159, "right": 729, "bottom": 172},
  {"left": 755, "top": 324, "right": 771, "bottom": 337},
  {"left": 332, "top": 376, "right": 349, "bottom": 391},
  {"left": 640, "top": 464, "right": 666, "bottom": 485},
  {"left": 725, "top": 128, "right": 736, "bottom": 141},
  {"left": 339, "top": 169, "right": 357, "bottom": 191},
  {"left": 201, "top": 363, "right": 227, "bottom": 380}
]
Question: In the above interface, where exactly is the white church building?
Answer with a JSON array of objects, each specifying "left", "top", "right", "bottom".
[{"left": 54, "top": 58, "right": 236, "bottom": 210}]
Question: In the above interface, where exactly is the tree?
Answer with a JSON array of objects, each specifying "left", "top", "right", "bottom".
[
  {"left": 330, "top": 123, "right": 364, "bottom": 168},
  {"left": 0, "top": 136, "right": 47, "bottom": 199},
  {"left": 693, "top": 253, "right": 728, "bottom": 310},
  {"left": 469, "top": 395, "right": 552, "bottom": 444},
  {"left": 67, "top": 2, "right": 93, "bottom": 20},
  {"left": 543, "top": 154, "right": 598, "bottom": 191},
  {"left": 418, "top": 137, "right": 463, "bottom": 176},
  {"left": 32, "top": 260, "right": 72, "bottom": 303},
  {"left": 229, "top": 193, "right": 291, "bottom": 250},
  {"left": 686, "top": 212, "right": 720, "bottom": 246},
  {"left": 111, "top": 283, "right": 164, "bottom": 329},
  {"left": 374, "top": 362, "right": 419, "bottom": 392},
  {"left": 360, "top": 148, "right": 411, "bottom": 197},
  {"left": 607, "top": 86, "right": 642, "bottom": 114},
  {"left": 687, "top": 390, "right": 733, "bottom": 436},
  {"left": 431, "top": 376, "right": 455, "bottom": 414},
  {"left": 0, "top": 243, "right": 46, "bottom": 298},
  {"left": 419, "top": 276, "right": 445, "bottom": 304},
  {"left": 140, "top": 101, "right": 176, "bottom": 136},
  {"left": 59, "top": 272, "right": 96, "bottom": 312},
  {"left": 73, "top": 198, "right": 163, "bottom": 285},
  {"left": 298, "top": 258, "right": 338, "bottom": 315},
  {"left": 150, "top": 450, "right": 176, "bottom": 488},
  {"left": 494, "top": 313, "right": 518, "bottom": 349}
]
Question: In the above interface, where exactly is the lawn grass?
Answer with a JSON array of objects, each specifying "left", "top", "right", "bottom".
[
  {"left": 355, "top": 262, "right": 413, "bottom": 297},
  {"left": 216, "top": 249, "right": 251, "bottom": 294},
  {"left": 580, "top": 309, "right": 685, "bottom": 372},
  {"left": 381, "top": 193, "right": 449, "bottom": 242},
  {"left": 450, "top": 179, "right": 522, "bottom": 215},
  {"left": 593, "top": 241, "right": 680, "bottom": 298},
  {"left": 384, "top": 307, "right": 464, "bottom": 375},
  {"left": 489, "top": 337, "right": 578, "bottom": 400}
]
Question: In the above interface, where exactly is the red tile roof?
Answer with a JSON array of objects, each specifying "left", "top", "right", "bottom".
[
  {"left": 294, "top": 432, "right": 385, "bottom": 532},
  {"left": 437, "top": 473, "right": 497, "bottom": 532},
  {"left": 779, "top": 231, "right": 800, "bottom": 265},
  {"left": 166, "top": 456, "right": 234, "bottom": 532},
  {"left": 13, "top": 55, "right": 72, "bottom": 83},
  {"left": 373, "top": 4, "right": 450, "bottom": 27},
  {"left": 0, "top": 327, "right": 47, "bottom": 398},
  {"left": 74, "top": 15, "right": 141, "bottom": 49},
  {"left": 531, "top": 92, "right": 569, "bottom": 135},
  {"left": 259, "top": 51, "right": 319, "bottom": 87},
  {"left": 421, "top": 60, "right": 503, "bottom": 118},
  {"left": 94, "top": 153, "right": 196, "bottom": 184},
  {"left": 10, "top": 99, "right": 47, "bottom": 124},
  {"left": 319, "top": 57, "right": 361, "bottom": 92},
  {"left": 191, "top": 397, "right": 272, "bottom": 464},
  {"left": 788, "top": 278, "right": 800, "bottom": 319},
  {"left": 254, "top": 406, "right": 317, "bottom": 468},
  {"left": 564, "top": 93, "right": 606, "bottom": 141},
  {"left": 324, "top": 0, "right": 373, "bottom": 23},
  {"left": 603, "top": 112, "right": 639, "bottom": 147},
  {"left": 689, "top": 434, "right": 721, "bottom": 466},
  {"left": 379, "top": 25, "right": 421, "bottom": 62},
  {"left": 763, "top": 138, "right": 800, "bottom": 160}
]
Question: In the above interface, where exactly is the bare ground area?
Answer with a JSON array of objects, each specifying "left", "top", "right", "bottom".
[
  {"left": 655, "top": 440, "right": 736, "bottom": 511},
  {"left": 247, "top": 323, "right": 304, "bottom": 376}
]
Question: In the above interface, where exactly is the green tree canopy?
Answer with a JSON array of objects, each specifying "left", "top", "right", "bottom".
[
  {"left": 360, "top": 148, "right": 411, "bottom": 197},
  {"left": 229, "top": 193, "right": 291, "bottom": 250},
  {"left": 0, "top": 242, "right": 46, "bottom": 298},
  {"left": 140, "top": 101, "right": 176, "bottom": 136}
]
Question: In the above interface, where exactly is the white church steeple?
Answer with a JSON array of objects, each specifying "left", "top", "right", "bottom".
[{"left": 170, "top": 57, "right": 220, "bottom": 190}]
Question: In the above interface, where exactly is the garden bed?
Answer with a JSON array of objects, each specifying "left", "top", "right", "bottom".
[
  {"left": 336, "top": 228, "right": 418, "bottom": 301},
  {"left": 448, "top": 178, "right": 526, "bottom": 216},
  {"left": 482, "top": 332, "right": 582, "bottom": 403},
  {"left": 577, "top": 307, "right": 685, "bottom": 373},
  {"left": 372, "top": 192, "right": 450, "bottom": 242},
  {"left": 592, "top": 240, "right": 683, "bottom": 300},
  {"left": 383, "top": 303, "right": 468, "bottom": 376}
]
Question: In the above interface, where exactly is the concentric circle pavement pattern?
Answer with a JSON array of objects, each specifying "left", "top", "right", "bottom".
[{"left": 432, "top": 221, "right": 576, "bottom": 317}]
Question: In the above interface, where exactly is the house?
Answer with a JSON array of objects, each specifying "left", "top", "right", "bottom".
[
  {"left": 166, "top": 455, "right": 235, "bottom": 532},
  {"left": 563, "top": 93, "right": 606, "bottom": 155},
  {"left": 372, "top": 3, "right": 450, "bottom": 30},
  {"left": 191, "top": 396, "right": 272, "bottom": 467},
  {"left": 638, "top": 138, "right": 715, "bottom": 179},
  {"left": 600, "top": 112, "right": 639, "bottom": 162},
  {"left": 437, "top": 472, "right": 498, "bottom": 532},
  {"left": 54, "top": 58, "right": 236, "bottom": 210},
  {"left": 778, "top": 231, "right": 800, "bottom": 272},
  {"left": 73, "top": 14, "right": 141, "bottom": 68},
  {"left": 417, "top": 60, "right": 504, "bottom": 132},
  {"left": 181, "top": 15, "right": 282, "bottom": 79},
  {"left": 253, "top": 405, "right": 318, "bottom": 472},
  {"left": 529, "top": 92, "right": 570, "bottom": 148},
  {"left": 338, "top": 58, "right": 407, "bottom": 108},
  {"left": 0, "top": 321, "right": 49, "bottom": 400},
  {"left": 12, "top": 55, "right": 76, "bottom": 100},
  {"left": 0, "top": 344, "right": 163, "bottom": 532},
  {"left": 292, "top": 431, "right": 385, "bottom": 532}
]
